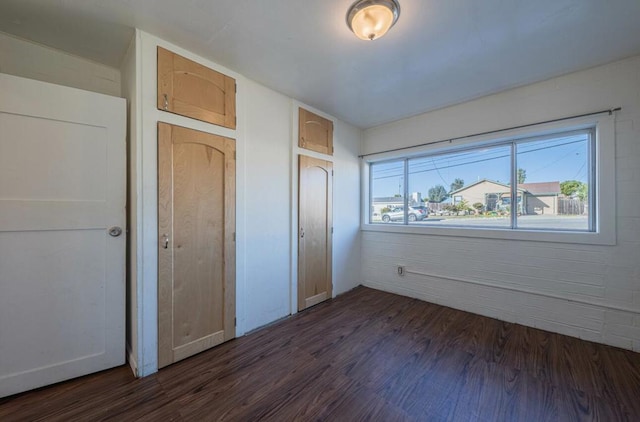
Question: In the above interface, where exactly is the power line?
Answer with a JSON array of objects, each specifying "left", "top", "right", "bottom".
[
  {"left": 431, "top": 157, "right": 450, "bottom": 186},
  {"left": 372, "top": 138, "right": 588, "bottom": 181},
  {"left": 571, "top": 162, "right": 587, "bottom": 180},
  {"left": 526, "top": 145, "right": 583, "bottom": 176}
]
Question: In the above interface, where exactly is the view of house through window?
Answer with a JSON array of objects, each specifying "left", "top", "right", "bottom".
[{"left": 370, "top": 128, "right": 594, "bottom": 232}]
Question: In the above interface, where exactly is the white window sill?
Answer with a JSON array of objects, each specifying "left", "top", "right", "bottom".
[{"left": 361, "top": 222, "right": 616, "bottom": 246}]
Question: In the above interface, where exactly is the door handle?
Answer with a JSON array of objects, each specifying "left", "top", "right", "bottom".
[
  {"left": 163, "top": 94, "right": 169, "bottom": 110},
  {"left": 108, "top": 226, "right": 122, "bottom": 237},
  {"left": 162, "top": 234, "right": 169, "bottom": 249}
]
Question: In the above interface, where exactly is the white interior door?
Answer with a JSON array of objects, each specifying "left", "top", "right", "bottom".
[{"left": 0, "top": 73, "right": 126, "bottom": 398}]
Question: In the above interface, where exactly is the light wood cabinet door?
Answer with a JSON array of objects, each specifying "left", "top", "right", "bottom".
[
  {"left": 158, "top": 122, "right": 236, "bottom": 369},
  {"left": 298, "top": 155, "right": 333, "bottom": 311},
  {"left": 299, "top": 108, "right": 334, "bottom": 155},
  {"left": 158, "top": 47, "right": 236, "bottom": 129}
]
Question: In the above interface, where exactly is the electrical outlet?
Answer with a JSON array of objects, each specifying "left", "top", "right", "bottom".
[{"left": 397, "top": 265, "right": 405, "bottom": 276}]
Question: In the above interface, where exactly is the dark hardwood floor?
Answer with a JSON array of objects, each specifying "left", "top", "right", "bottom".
[{"left": 2, "top": 286, "right": 639, "bottom": 421}]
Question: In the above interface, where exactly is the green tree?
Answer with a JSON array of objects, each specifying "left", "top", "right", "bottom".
[
  {"left": 456, "top": 199, "right": 470, "bottom": 212},
  {"left": 427, "top": 184, "right": 448, "bottom": 202},
  {"left": 448, "top": 199, "right": 472, "bottom": 214},
  {"left": 560, "top": 180, "right": 583, "bottom": 197},
  {"left": 517, "top": 168, "right": 527, "bottom": 184},
  {"left": 450, "top": 178, "right": 464, "bottom": 192},
  {"left": 576, "top": 183, "right": 588, "bottom": 201}
]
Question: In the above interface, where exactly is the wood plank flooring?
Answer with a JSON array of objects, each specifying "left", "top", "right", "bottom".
[{"left": 1, "top": 286, "right": 639, "bottom": 421}]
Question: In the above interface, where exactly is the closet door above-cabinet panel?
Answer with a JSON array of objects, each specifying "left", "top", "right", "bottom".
[
  {"left": 299, "top": 107, "right": 333, "bottom": 156},
  {"left": 157, "top": 47, "right": 236, "bottom": 129}
]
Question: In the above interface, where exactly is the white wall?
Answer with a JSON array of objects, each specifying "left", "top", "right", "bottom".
[
  {"left": 242, "top": 90, "right": 363, "bottom": 332},
  {"left": 0, "top": 31, "right": 120, "bottom": 96},
  {"left": 362, "top": 56, "right": 640, "bottom": 352},
  {"left": 126, "top": 30, "right": 362, "bottom": 375},
  {"left": 242, "top": 80, "right": 292, "bottom": 332},
  {"left": 329, "top": 119, "right": 363, "bottom": 297}
]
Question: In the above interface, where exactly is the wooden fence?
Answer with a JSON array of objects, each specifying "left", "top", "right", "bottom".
[{"left": 558, "top": 198, "right": 587, "bottom": 215}]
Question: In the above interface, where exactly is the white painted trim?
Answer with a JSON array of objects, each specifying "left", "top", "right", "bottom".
[
  {"left": 361, "top": 223, "right": 613, "bottom": 245},
  {"left": 360, "top": 159, "right": 369, "bottom": 228},
  {"left": 126, "top": 343, "right": 138, "bottom": 377},
  {"left": 235, "top": 69, "right": 247, "bottom": 338},
  {"left": 133, "top": 29, "right": 146, "bottom": 377},
  {"left": 289, "top": 100, "right": 298, "bottom": 316}
]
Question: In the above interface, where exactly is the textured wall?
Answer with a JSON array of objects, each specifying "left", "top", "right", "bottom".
[{"left": 0, "top": 32, "right": 120, "bottom": 96}]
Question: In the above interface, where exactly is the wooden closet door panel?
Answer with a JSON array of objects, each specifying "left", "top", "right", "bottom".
[
  {"left": 299, "top": 108, "right": 334, "bottom": 155},
  {"left": 298, "top": 155, "right": 333, "bottom": 311},
  {"left": 158, "top": 123, "right": 236, "bottom": 369},
  {"left": 158, "top": 47, "right": 236, "bottom": 129},
  {"left": 172, "top": 141, "right": 225, "bottom": 345}
]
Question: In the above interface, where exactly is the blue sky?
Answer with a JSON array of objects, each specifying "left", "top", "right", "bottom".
[{"left": 372, "top": 132, "right": 590, "bottom": 198}]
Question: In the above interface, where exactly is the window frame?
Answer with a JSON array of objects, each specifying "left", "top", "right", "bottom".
[{"left": 361, "top": 114, "right": 616, "bottom": 245}]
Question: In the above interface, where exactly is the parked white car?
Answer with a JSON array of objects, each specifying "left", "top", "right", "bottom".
[{"left": 381, "top": 206, "right": 427, "bottom": 222}]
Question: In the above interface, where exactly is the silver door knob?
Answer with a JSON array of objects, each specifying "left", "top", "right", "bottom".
[{"left": 108, "top": 226, "right": 123, "bottom": 237}]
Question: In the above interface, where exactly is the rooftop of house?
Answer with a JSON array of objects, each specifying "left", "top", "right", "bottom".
[{"left": 518, "top": 182, "right": 561, "bottom": 195}]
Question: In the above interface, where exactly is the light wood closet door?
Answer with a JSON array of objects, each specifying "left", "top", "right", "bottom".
[
  {"left": 298, "top": 155, "right": 333, "bottom": 311},
  {"left": 158, "top": 122, "right": 236, "bottom": 368}
]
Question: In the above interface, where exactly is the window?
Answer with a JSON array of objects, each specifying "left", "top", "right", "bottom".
[
  {"left": 369, "top": 128, "right": 595, "bottom": 232},
  {"left": 370, "top": 160, "right": 405, "bottom": 224}
]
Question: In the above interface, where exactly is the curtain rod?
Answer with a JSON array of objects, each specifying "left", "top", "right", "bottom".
[{"left": 358, "top": 107, "right": 622, "bottom": 158}]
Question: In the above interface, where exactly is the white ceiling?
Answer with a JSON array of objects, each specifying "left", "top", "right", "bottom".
[{"left": 1, "top": 0, "right": 640, "bottom": 128}]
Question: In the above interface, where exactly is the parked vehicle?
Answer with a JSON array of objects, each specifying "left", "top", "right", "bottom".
[
  {"left": 381, "top": 206, "right": 426, "bottom": 222},
  {"left": 414, "top": 206, "right": 430, "bottom": 217}
]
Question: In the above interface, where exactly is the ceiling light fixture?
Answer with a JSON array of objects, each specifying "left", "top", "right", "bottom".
[{"left": 346, "top": 0, "right": 400, "bottom": 41}]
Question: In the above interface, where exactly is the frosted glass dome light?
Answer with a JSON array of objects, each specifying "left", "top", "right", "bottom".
[{"left": 347, "top": 0, "right": 400, "bottom": 41}]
